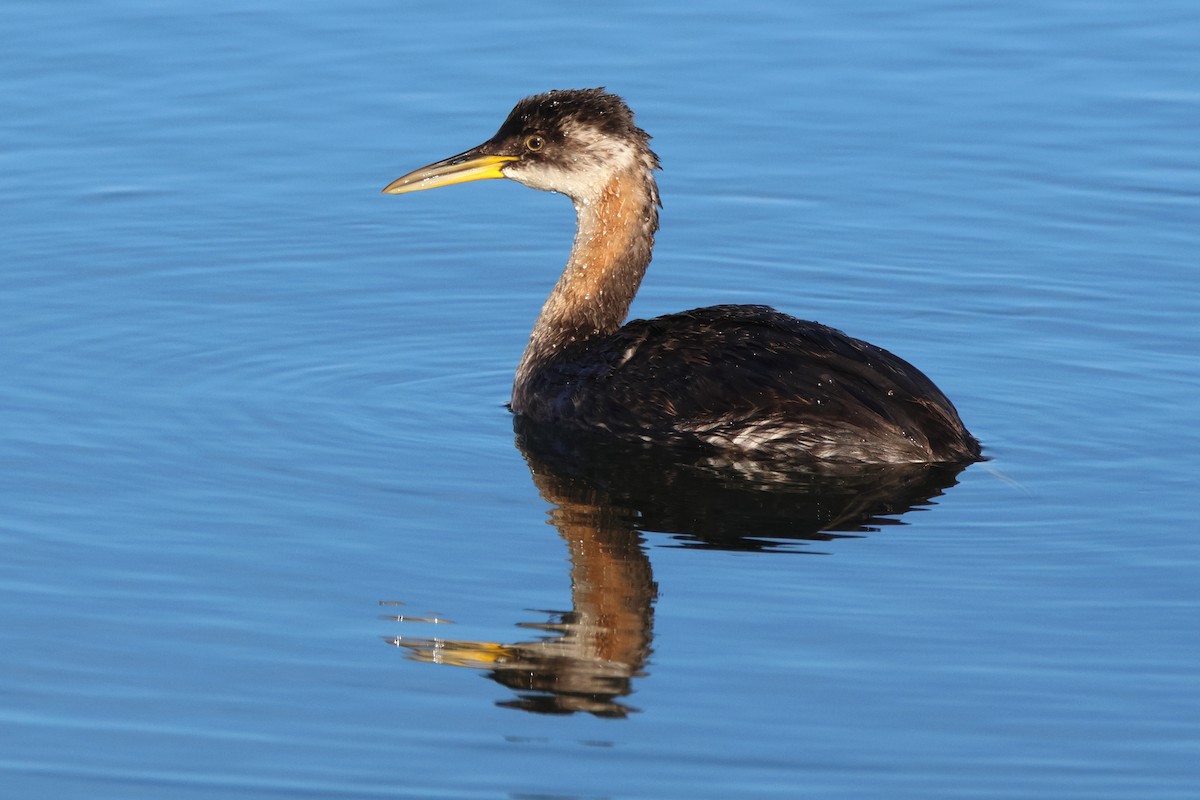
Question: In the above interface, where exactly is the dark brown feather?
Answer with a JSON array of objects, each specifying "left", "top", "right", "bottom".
[{"left": 515, "top": 305, "right": 981, "bottom": 464}]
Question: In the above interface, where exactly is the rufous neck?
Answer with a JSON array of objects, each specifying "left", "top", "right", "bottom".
[{"left": 514, "top": 166, "right": 659, "bottom": 383}]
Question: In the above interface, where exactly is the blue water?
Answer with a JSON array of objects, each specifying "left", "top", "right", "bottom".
[{"left": 3, "top": 1, "right": 1198, "bottom": 798}]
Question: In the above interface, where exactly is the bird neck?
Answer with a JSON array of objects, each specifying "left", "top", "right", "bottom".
[{"left": 514, "top": 164, "right": 659, "bottom": 394}]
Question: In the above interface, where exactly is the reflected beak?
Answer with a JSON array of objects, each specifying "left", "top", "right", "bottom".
[
  {"left": 382, "top": 146, "right": 518, "bottom": 195},
  {"left": 394, "top": 638, "right": 516, "bottom": 668}
]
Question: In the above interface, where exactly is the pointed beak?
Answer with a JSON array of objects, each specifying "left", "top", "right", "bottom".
[{"left": 382, "top": 145, "right": 519, "bottom": 195}]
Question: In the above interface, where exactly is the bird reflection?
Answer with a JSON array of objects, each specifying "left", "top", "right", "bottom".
[
  {"left": 390, "top": 457, "right": 655, "bottom": 718},
  {"left": 388, "top": 421, "right": 972, "bottom": 716}
]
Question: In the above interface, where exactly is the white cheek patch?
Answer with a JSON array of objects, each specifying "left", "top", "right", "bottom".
[{"left": 505, "top": 121, "right": 644, "bottom": 204}]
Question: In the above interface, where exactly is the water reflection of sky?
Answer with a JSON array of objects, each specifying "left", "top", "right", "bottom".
[{"left": 2, "top": 1, "right": 1198, "bottom": 798}]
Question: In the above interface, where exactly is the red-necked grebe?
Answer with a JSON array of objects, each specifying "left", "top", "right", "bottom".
[{"left": 383, "top": 88, "right": 981, "bottom": 464}]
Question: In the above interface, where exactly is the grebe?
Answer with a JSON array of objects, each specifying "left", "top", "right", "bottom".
[{"left": 383, "top": 88, "right": 981, "bottom": 464}]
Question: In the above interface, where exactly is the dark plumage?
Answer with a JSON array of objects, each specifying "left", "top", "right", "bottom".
[
  {"left": 384, "top": 88, "right": 981, "bottom": 464},
  {"left": 520, "top": 305, "right": 978, "bottom": 462}
]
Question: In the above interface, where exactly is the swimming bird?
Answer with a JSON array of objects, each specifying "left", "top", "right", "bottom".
[{"left": 383, "top": 88, "right": 981, "bottom": 464}]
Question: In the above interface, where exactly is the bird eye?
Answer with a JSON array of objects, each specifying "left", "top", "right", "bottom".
[{"left": 524, "top": 135, "right": 545, "bottom": 153}]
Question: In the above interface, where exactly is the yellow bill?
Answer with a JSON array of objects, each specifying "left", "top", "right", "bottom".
[{"left": 382, "top": 149, "right": 518, "bottom": 195}]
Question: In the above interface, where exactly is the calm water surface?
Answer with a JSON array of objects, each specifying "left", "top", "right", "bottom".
[{"left": 2, "top": 1, "right": 1198, "bottom": 798}]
